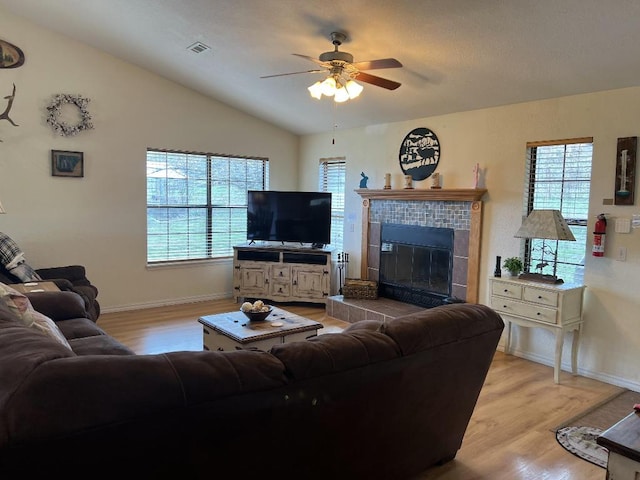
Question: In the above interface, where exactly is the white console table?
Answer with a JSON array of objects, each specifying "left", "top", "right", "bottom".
[
  {"left": 489, "top": 276, "right": 585, "bottom": 383},
  {"left": 233, "top": 244, "right": 333, "bottom": 305}
]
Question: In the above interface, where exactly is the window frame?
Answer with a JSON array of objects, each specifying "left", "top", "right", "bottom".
[
  {"left": 146, "top": 148, "right": 269, "bottom": 264},
  {"left": 318, "top": 157, "right": 346, "bottom": 252},
  {"left": 521, "top": 137, "right": 593, "bottom": 283}
]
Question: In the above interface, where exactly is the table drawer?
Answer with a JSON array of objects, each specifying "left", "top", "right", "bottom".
[
  {"left": 270, "top": 265, "right": 291, "bottom": 280},
  {"left": 523, "top": 286, "right": 559, "bottom": 307},
  {"left": 491, "top": 296, "right": 558, "bottom": 324},
  {"left": 269, "top": 281, "right": 291, "bottom": 297},
  {"left": 491, "top": 280, "right": 523, "bottom": 299}
]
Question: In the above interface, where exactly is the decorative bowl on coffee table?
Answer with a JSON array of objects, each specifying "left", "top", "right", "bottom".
[{"left": 241, "top": 305, "right": 273, "bottom": 322}]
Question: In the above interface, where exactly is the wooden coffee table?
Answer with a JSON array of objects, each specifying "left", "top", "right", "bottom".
[
  {"left": 597, "top": 411, "right": 640, "bottom": 479},
  {"left": 198, "top": 306, "right": 323, "bottom": 351}
]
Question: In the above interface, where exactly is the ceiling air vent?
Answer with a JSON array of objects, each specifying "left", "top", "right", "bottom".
[{"left": 187, "top": 42, "right": 211, "bottom": 54}]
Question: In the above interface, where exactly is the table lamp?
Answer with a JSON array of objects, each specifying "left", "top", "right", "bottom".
[{"left": 514, "top": 209, "right": 576, "bottom": 283}]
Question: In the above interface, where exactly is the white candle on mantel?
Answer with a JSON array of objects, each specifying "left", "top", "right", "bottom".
[{"left": 473, "top": 163, "right": 480, "bottom": 188}]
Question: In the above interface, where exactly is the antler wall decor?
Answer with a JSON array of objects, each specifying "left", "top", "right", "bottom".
[{"left": 0, "top": 83, "right": 18, "bottom": 142}]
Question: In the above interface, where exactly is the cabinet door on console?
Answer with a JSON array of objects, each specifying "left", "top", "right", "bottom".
[
  {"left": 236, "top": 264, "right": 268, "bottom": 296},
  {"left": 292, "top": 267, "right": 328, "bottom": 300}
]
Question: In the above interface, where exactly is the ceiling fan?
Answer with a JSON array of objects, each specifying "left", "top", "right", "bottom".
[{"left": 261, "top": 32, "right": 402, "bottom": 101}]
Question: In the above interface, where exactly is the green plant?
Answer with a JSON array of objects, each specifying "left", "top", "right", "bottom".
[{"left": 503, "top": 257, "right": 523, "bottom": 275}]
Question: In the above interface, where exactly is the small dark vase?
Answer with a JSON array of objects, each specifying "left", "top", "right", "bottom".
[{"left": 494, "top": 256, "right": 502, "bottom": 277}]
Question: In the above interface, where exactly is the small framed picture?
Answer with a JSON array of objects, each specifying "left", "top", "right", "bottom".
[{"left": 51, "top": 150, "right": 84, "bottom": 177}]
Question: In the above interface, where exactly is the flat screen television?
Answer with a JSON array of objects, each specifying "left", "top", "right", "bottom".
[{"left": 247, "top": 190, "right": 332, "bottom": 246}]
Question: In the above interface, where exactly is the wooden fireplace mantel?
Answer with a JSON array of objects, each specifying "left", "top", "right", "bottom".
[
  {"left": 355, "top": 188, "right": 487, "bottom": 202},
  {"left": 355, "top": 188, "right": 487, "bottom": 304}
]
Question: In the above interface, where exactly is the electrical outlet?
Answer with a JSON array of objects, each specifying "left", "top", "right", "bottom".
[{"left": 617, "top": 246, "right": 627, "bottom": 262}]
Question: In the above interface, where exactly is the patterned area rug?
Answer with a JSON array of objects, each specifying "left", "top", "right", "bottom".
[
  {"left": 555, "top": 426, "right": 608, "bottom": 468},
  {"left": 553, "top": 389, "right": 640, "bottom": 469}
]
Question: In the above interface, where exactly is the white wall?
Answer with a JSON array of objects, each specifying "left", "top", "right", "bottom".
[
  {"left": 0, "top": 9, "right": 299, "bottom": 310},
  {"left": 300, "top": 88, "right": 640, "bottom": 390}
]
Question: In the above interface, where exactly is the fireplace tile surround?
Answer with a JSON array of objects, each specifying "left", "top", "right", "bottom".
[{"left": 327, "top": 189, "right": 486, "bottom": 323}]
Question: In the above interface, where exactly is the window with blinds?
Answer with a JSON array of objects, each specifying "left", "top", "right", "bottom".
[
  {"left": 522, "top": 138, "right": 593, "bottom": 283},
  {"left": 318, "top": 158, "right": 346, "bottom": 252},
  {"left": 146, "top": 149, "right": 269, "bottom": 263}
]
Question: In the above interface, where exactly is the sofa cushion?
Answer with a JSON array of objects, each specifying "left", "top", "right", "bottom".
[
  {"left": 56, "top": 317, "right": 107, "bottom": 340},
  {"left": 343, "top": 319, "right": 386, "bottom": 333},
  {"left": 0, "top": 299, "right": 76, "bottom": 407},
  {"left": 68, "top": 335, "right": 135, "bottom": 356},
  {"left": 384, "top": 303, "right": 505, "bottom": 356},
  {"left": 165, "top": 349, "right": 288, "bottom": 403},
  {"left": 270, "top": 329, "right": 400, "bottom": 381},
  {"left": 0, "top": 283, "right": 71, "bottom": 349},
  {"left": 29, "top": 312, "right": 72, "bottom": 348},
  {"left": 27, "top": 291, "right": 88, "bottom": 321}
]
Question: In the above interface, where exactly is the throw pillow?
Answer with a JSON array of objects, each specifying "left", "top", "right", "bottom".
[
  {"left": 0, "top": 282, "right": 72, "bottom": 349},
  {"left": 0, "top": 232, "right": 43, "bottom": 281},
  {"left": 9, "top": 261, "right": 43, "bottom": 282}
]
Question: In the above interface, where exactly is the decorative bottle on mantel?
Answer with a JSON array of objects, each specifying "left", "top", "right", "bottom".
[
  {"left": 494, "top": 256, "right": 502, "bottom": 277},
  {"left": 384, "top": 173, "right": 391, "bottom": 190},
  {"left": 430, "top": 172, "right": 441, "bottom": 189},
  {"left": 403, "top": 175, "right": 413, "bottom": 189}
]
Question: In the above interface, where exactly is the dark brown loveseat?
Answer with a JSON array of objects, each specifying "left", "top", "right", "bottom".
[
  {"left": 0, "top": 291, "right": 503, "bottom": 479},
  {"left": 0, "top": 263, "right": 100, "bottom": 320}
]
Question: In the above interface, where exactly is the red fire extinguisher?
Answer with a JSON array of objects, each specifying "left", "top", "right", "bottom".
[{"left": 593, "top": 213, "right": 607, "bottom": 257}]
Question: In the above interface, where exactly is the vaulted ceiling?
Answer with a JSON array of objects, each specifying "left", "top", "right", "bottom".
[{"left": 3, "top": 0, "right": 640, "bottom": 135}]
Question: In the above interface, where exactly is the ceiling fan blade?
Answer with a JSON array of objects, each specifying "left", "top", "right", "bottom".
[
  {"left": 260, "top": 69, "right": 325, "bottom": 79},
  {"left": 356, "top": 71, "right": 401, "bottom": 90},
  {"left": 292, "top": 53, "right": 329, "bottom": 67},
  {"left": 351, "top": 58, "right": 403, "bottom": 71}
]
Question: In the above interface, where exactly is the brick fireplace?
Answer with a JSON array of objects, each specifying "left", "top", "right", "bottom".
[{"left": 326, "top": 188, "right": 487, "bottom": 323}]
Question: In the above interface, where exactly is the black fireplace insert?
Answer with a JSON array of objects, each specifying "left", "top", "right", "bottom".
[{"left": 379, "top": 223, "right": 454, "bottom": 308}]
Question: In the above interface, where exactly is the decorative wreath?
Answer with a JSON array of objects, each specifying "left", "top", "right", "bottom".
[{"left": 46, "top": 93, "right": 94, "bottom": 137}]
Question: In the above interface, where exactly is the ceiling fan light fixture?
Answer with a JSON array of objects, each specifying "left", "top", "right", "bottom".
[
  {"left": 266, "top": 31, "right": 402, "bottom": 102},
  {"left": 308, "top": 81, "right": 323, "bottom": 99},
  {"left": 308, "top": 75, "right": 363, "bottom": 102},
  {"left": 334, "top": 85, "right": 350, "bottom": 103},
  {"left": 345, "top": 79, "right": 363, "bottom": 99},
  {"left": 320, "top": 76, "right": 337, "bottom": 96}
]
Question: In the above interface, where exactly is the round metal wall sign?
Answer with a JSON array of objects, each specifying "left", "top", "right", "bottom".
[{"left": 398, "top": 127, "right": 440, "bottom": 181}]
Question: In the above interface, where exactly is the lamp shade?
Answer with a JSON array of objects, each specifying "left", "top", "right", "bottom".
[
  {"left": 320, "top": 76, "right": 337, "bottom": 96},
  {"left": 514, "top": 209, "right": 576, "bottom": 241},
  {"left": 308, "top": 75, "right": 363, "bottom": 102},
  {"left": 308, "top": 81, "right": 323, "bottom": 100},
  {"left": 334, "top": 86, "right": 350, "bottom": 103},
  {"left": 345, "top": 79, "right": 363, "bottom": 99}
]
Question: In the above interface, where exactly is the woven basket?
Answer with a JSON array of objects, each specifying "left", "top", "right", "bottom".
[{"left": 343, "top": 279, "right": 378, "bottom": 300}]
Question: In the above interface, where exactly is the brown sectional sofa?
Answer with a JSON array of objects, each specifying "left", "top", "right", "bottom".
[{"left": 0, "top": 290, "right": 503, "bottom": 479}]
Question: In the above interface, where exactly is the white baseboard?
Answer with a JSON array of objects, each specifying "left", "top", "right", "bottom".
[
  {"left": 100, "top": 292, "right": 234, "bottom": 314},
  {"left": 500, "top": 345, "right": 640, "bottom": 392}
]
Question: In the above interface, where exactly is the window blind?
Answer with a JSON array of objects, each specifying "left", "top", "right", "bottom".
[
  {"left": 147, "top": 149, "right": 268, "bottom": 263},
  {"left": 522, "top": 138, "right": 592, "bottom": 283},
  {"left": 318, "top": 158, "right": 346, "bottom": 251}
]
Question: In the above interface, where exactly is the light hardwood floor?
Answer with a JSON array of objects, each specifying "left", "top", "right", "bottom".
[{"left": 99, "top": 299, "right": 617, "bottom": 480}]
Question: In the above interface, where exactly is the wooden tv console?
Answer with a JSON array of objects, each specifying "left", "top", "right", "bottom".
[{"left": 232, "top": 244, "right": 334, "bottom": 305}]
